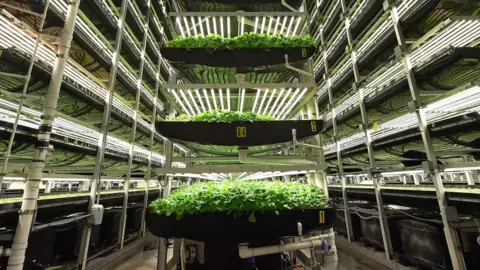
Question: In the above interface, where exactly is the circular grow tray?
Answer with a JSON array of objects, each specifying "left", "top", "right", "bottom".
[
  {"left": 146, "top": 208, "right": 336, "bottom": 243},
  {"left": 156, "top": 120, "right": 324, "bottom": 146},
  {"left": 161, "top": 47, "right": 316, "bottom": 67}
]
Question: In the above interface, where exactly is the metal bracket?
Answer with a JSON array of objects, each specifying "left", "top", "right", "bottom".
[
  {"left": 281, "top": 0, "right": 299, "bottom": 12},
  {"left": 292, "top": 129, "right": 323, "bottom": 151},
  {"left": 284, "top": 55, "right": 314, "bottom": 78}
]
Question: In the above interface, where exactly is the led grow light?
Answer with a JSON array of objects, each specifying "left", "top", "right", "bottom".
[
  {"left": 272, "top": 88, "right": 292, "bottom": 117},
  {"left": 202, "top": 88, "right": 212, "bottom": 111},
  {"left": 268, "top": 88, "right": 285, "bottom": 116},
  {"left": 280, "top": 88, "right": 308, "bottom": 119},
  {"left": 277, "top": 88, "right": 300, "bottom": 118},
  {"left": 239, "top": 88, "right": 246, "bottom": 112},
  {"left": 257, "top": 89, "right": 269, "bottom": 114},
  {"left": 263, "top": 89, "right": 277, "bottom": 115},
  {"left": 195, "top": 89, "right": 206, "bottom": 111},
  {"left": 187, "top": 90, "right": 201, "bottom": 114},
  {"left": 227, "top": 88, "right": 231, "bottom": 111},
  {"left": 211, "top": 89, "right": 218, "bottom": 109},
  {"left": 252, "top": 90, "right": 261, "bottom": 113},
  {"left": 219, "top": 89, "right": 225, "bottom": 110}
]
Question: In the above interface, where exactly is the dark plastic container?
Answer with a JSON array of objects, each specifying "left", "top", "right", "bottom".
[{"left": 360, "top": 215, "right": 405, "bottom": 254}]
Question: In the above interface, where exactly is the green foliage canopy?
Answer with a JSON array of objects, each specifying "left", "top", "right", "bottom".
[
  {"left": 169, "top": 109, "right": 275, "bottom": 123},
  {"left": 167, "top": 33, "right": 316, "bottom": 49},
  {"left": 150, "top": 181, "right": 328, "bottom": 221}
]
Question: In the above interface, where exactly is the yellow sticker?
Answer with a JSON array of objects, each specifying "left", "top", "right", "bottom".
[
  {"left": 373, "top": 122, "right": 379, "bottom": 132},
  {"left": 319, "top": 210, "right": 325, "bottom": 224},
  {"left": 311, "top": 121, "right": 317, "bottom": 132},
  {"left": 302, "top": 48, "right": 307, "bottom": 58},
  {"left": 236, "top": 126, "right": 246, "bottom": 137}
]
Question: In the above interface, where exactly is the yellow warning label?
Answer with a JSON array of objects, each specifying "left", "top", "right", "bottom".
[
  {"left": 311, "top": 121, "right": 317, "bottom": 132},
  {"left": 373, "top": 122, "right": 379, "bottom": 132},
  {"left": 319, "top": 210, "right": 325, "bottom": 224},
  {"left": 302, "top": 48, "right": 307, "bottom": 58},
  {"left": 236, "top": 126, "right": 246, "bottom": 137}
]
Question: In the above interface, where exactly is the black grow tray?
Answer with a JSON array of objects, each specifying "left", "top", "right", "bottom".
[
  {"left": 146, "top": 208, "right": 335, "bottom": 243},
  {"left": 161, "top": 47, "right": 315, "bottom": 67},
  {"left": 156, "top": 120, "right": 323, "bottom": 146}
]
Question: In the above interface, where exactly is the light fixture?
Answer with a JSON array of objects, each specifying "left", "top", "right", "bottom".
[
  {"left": 211, "top": 89, "right": 218, "bottom": 109},
  {"left": 268, "top": 88, "right": 285, "bottom": 116},
  {"left": 239, "top": 88, "right": 246, "bottom": 112},
  {"left": 226, "top": 88, "right": 231, "bottom": 110},
  {"left": 263, "top": 88, "right": 276, "bottom": 115},
  {"left": 257, "top": 89, "right": 269, "bottom": 114},
  {"left": 252, "top": 90, "right": 261, "bottom": 113}
]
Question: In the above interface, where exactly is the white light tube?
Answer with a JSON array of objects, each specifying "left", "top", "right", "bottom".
[
  {"left": 239, "top": 88, "right": 246, "bottom": 112},
  {"left": 206, "top": 17, "right": 211, "bottom": 35},
  {"left": 277, "top": 88, "right": 300, "bottom": 118},
  {"left": 281, "top": 88, "right": 308, "bottom": 119},
  {"left": 254, "top": 17, "right": 259, "bottom": 34},
  {"left": 240, "top": 16, "right": 245, "bottom": 35},
  {"left": 268, "top": 88, "right": 285, "bottom": 116},
  {"left": 171, "top": 90, "right": 190, "bottom": 115},
  {"left": 273, "top": 16, "right": 279, "bottom": 35},
  {"left": 190, "top": 17, "right": 198, "bottom": 36},
  {"left": 203, "top": 88, "right": 212, "bottom": 111},
  {"left": 260, "top": 17, "right": 266, "bottom": 33},
  {"left": 187, "top": 90, "right": 201, "bottom": 114},
  {"left": 263, "top": 88, "right": 277, "bottom": 115},
  {"left": 176, "top": 17, "right": 185, "bottom": 37},
  {"left": 198, "top": 17, "right": 204, "bottom": 36},
  {"left": 195, "top": 89, "right": 206, "bottom": 112},
  {"left": 182, "top": 16, "right": 191, "bottom": 36},
  {"left": 292, "top": 17, "right": 301, "bottom": 36},
  {"left": 280, "top": 16, "right": 288, "bottom": 35},
  {"left": 219, "top": 89, "right": 225, "bottom": 110},
  {"left": 252, "top": 90, "right": 261, "bottom": 113},
  {"left": 257, "top": 89, "right": 269, "bottom": 114},
  {"left": 220, "top": 16, "right": 224, "bottom": 38},
  {"left": 381, "top": 170, "right": 424, "bottom": 176},
  {"left": 179, "top": 89, "right": 196, "bottom": 115},
  {"left": 267, "top": 17, "right": 273, "bottom": 35},
  {"left": 285, "top": 16, "right": 295, "bottom": 36},
  {"left": 211, "top": 89, "right": 218, "bottom": 109},
  {"left": 213, "top": 17, "right": 218, "bottom": 35},
  {"left": 227, "top": 16, "right": 231, "bottom": 37},
  {"left": 227, "top": 88, "right": 231, "bottom": 111},
  {"left": 273, "top": 88, "right": 292, "bottom": 116}
]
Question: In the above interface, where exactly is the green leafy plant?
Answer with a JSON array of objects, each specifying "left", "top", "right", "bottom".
[
  {"left": 150, "top": 181, "right": 328, "bottom": 221},
  {"left": 168, "top": 109, "right": 275, "bottom": 123},
  {"left": 167, "top": 33, "right": 315, "bottom": 49}
]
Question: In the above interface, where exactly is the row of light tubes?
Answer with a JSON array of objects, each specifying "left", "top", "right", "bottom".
[
  {"left": 170, "top": 87, "right": 308, "bottom": 119},
  {"left": 175, "top": 14, "right": 303, "bottom": 38}
]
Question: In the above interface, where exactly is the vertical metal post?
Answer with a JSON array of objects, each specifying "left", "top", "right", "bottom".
[
  {"left": 318, "top": 24, "right": 354, "bottom": 242},
  {"left": 157, "top": 139, "right": 173, "bottom": 270},
  {"left": 141, "top": 38, "right": 162, "bottom": 239},
  {"left": 6, "top": 1, "right": 81, "bottom": 269},
  {"left": 0, "top": 0, "right": 51, "bottom": 192},
  {"left": 118, "top": 1, "right": 152, "bottom": 248},
  {"left": 341, "top": 0, "right": 393, "bottom": 252},
  {"left": 386, "top": 1, "right": 466, "bottom": 268},
  {"left": 77, "top": 1, "right": 129, "bottom": 268}
]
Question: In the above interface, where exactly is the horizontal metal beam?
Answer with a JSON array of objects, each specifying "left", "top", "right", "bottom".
[
  {"left": 164, "top": 83, "right": 315, "bottom": 90},
  {"left": 169, "top": 12, "right": 308, "bottom": 17},
  {"left": 156, "top": 164, "right": 325, "bottom": 175},
  {"left": 173, "top": 155, "right": 309, "bottom": 162}
]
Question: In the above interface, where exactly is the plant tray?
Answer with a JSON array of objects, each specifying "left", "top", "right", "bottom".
[
  {"left": 156, "top": 120, "right": 323, "bottom": 146},
  {"left": 146, "top": 208, "right": 335, "bottom": 243},
  {"left": 161, "top": 47, "right": 315, "bottom": 67}
]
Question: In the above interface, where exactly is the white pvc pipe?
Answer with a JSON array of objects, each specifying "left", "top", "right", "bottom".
[{"left": 238, "top": 239, "right": 325, "bottom": 258}]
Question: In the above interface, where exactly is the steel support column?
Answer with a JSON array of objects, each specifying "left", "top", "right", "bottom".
[
  {"left": 157, "top": 139, "right": 173, "bottom": 270},
  {"left": 6, "top": 1, "right": 81, "bottom": 269},
  {"left": 141, "top": 42, "right": 162, "bottom": 239},
  {"left": 119, "top": 1, "right": 153, "bottom": 248},
  {"left": 341, "top": 0, "right": 393, "bottom": 252},
  {"left": 77, "top": 0, "right": 130, "bottom": 268},
  {"left": 386, "top": 1, "right": 466, "bottom": 268},
  {"left": 0, "top": 0, "right": 51, "bottom": 193},
  {"left": 318, "top": 24, "right": 354, "bottom": 242}
]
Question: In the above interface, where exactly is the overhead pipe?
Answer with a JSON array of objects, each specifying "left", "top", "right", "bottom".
[{"left": 237, "top": 149, "right": 316, "bottom": 166}]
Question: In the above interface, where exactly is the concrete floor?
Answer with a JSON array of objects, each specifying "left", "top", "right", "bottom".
[{"left": 114, "top": 248, "right": 392, "bottom": 270}]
